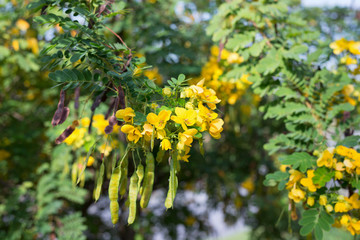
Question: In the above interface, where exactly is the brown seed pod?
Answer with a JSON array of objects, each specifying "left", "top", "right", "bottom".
[
  {"left": 104, "top": 115, "right": 117, "bottom": 134},
  {"left": 74, "top": 87, "right": 80, "bottom": 110},
  {"left": 58, "top": 107, "right": 70, "bottom": 125},
  {"left": 55, "top": 125, "right": 75, "bottom": 144},
  {"left": 51, "top": 89, "right": 66, "bottom": 126}
]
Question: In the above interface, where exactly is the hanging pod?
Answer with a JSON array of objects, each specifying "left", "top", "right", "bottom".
[
  {"left": 128, "top": 172, "right": 139, "bottom": 225},
  {"left": 140, "top": 152, "right": 155, "bottom": 208}
]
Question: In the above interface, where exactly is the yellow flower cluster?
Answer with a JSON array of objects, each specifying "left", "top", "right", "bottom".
[
  {"left": 7, "top": 19, "right": 39, "bottom": 54},
  {"left": 195, "top": 46, "right": 254, "bottom": 105},
  {"left": 284, "top": 145, "right": 360, "bottom": 236},
  {"left": 63, "top": 114, "right": 120, "bottom": 157},
  {"left": 330, "top": 38, "right": 360, "bottom": 56},
  {"left": 117, "top": 81, "right": 223, "bottom": 162}
]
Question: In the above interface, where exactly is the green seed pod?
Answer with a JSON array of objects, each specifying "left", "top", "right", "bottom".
[
  {"left": 128, "top": 172, "right": 139, "bottom": 225},
  {"left": 136, "top": 164, "right": 144, "bottom": 192},
  {"left": 151, "top": 130, "right": 155, "bottom": 152},
  {"left": 80, "top": 172, "right": 85, "bottom": 188},
  {"left": 108, "top": 166, "right": 121, "bottom": 201},
  {"left": 156, "top": 148, "right": 165, "bottom": 163},
  {"left": 71, "top": 163, "right": 78, "bottom": 185},
  {"left": 165, "top": 153, "right": 178, "bottom": 209},
  {"left": 110, "top": 200, "right": 119, "bottom": 225},
  {"left": 94, "top": 161, "right": 105, "bottom": 201},
  {"left": 199, "top": 138, "right": 205, "bottom": 156},
  {"left": 140, "top": 152, "right": 155, "bottom": 208},
  {"left": 119, "top": 154, "right": 128, "bottom": 196}
]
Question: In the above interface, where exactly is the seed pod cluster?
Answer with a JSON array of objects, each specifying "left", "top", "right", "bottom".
[{"left": 108, "top": 166, "right": 121, "bottom": 224}]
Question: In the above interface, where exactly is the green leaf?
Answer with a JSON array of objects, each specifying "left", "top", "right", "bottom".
[
  {"left": 70, "top": 53, "right": 84, "bottom": 63},
  {"left": 178, "top": 74, "right": 185, "bottom": 83},
  {"left": 300, "top": 223, "right": 314, "bottom": 236},
  {"left": 133, "top": 112, "right": 147, "bottom": 125},
  {"left": 280, "top": 152, "right": 316, "bottom": 172},
  {"left": 327, "top": 103, "right": 354, "bottom": 119},
  {"left": 314, "top": 225, "right": 323, "bottom": 240},
  {"left": 263, "top": 171, "right": 289, "bottom": 187},
  {"left": 256, "top": 55, "right": 280, "bottom": 75},
  {"left": 248, "top": 40, "right": 266, "bottom": 57},
  {"left": 225, "top": 33, "right": 254, "bottom": 52},
  {"left": 312, "top": 167, "right": 334, "bottom": 186},
  {"left": 336, "top": 136, "right": 360, "bottom": 148},
  {"left": 283, "top": 44, "right": 308, "bottom": 61},
  {"left": 350, "top": 179, "right": 360, "bottom": 191}
]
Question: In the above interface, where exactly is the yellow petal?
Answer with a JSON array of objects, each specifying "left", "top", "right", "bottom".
[{"left": 121, "top": 124, "right": 134, "bottom": 133}]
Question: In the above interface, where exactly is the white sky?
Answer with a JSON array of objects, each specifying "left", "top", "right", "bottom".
[{"left": 302, "top": 0, "right": 360, "bottom": 8}]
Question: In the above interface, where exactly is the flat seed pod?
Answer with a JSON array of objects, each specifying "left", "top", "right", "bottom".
[
  {"left": 156, "top": 149, "right": 165, "bottom": 163},
  {"left": 136, "top": 164, "right": 144, "bottom": 192},
  {"left": 108, "top": 166, "right": 121, "bottom": 201},
  {"left": 94, "top": 161, "right": 105, "bottom": 201},
  {"left": 128, "top": 172, "right": 139, "bottom": 225},
  {"left": 119, "top": 153, "right": 128, "bottom": 196},
  {"left": 140, "top": 152, "right": 155, "bottom": 208},
  {"left": 110, "top": 200, "right": 119, "bottom": 225}
]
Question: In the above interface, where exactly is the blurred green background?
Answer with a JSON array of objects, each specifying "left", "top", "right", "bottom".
[{"left": 1, "top": 0, "right": 360, "bottom": 239}]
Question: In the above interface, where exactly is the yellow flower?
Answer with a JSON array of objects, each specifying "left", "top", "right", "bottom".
[
  {"left": 27, "top": 38, "right": 39, "bottom": 55},
  {"left": 342, "top": 56, "right": 357, "bottom": 65},
  {"left": 335, "top": 198, "right": 352, "bottom": 213},
  {"left": 348, "top": 218, "right": 360, "bottom": 235},
  {"left": 319, "top": 195, "right": 327, "bottom": 206},
  {"left": 141, "top": 123, "right": 154, "bottom": 141},
  {"left": 334, "top": 171, "right": 343, "bottom": 180},
  {"left": 92, "top": 114, "right": 120, "bottom": 135},
  {"left": 241, "top": 177, "right": 255, "bottom": 193},
  {"left": 288, "top": 188, "right": 306, "bottom": 203},
  {"left": 177, "top": 129, "right": 198, "bottom": 151},
  {"left": 307, "top": 196, "right": 315, "bottom": 206},
  {"left": 16, "top": 19, "right": 30, "bottom": 31},
  {"left": 156, "top": 129, "right": 167, "bottom": 140},
  {"left": 317, "top": 149, "right": 334, "bottom": 168},
  {"left": 198, "top": 102, "right": 218, "bottom": 122},
  {"left": 171, "top": 107, "right": 197, "bottom": 130},
  {"left": 227, "top": 53, "right": 243, "bottom": 64},
  {"left": 341, "top": 215, "right": 360, "bottom": 235},
  {"left": 179, "top": 146, "right": 191, "bottom": 162},
  {"left": 160, "top": 138, "right": 172, "bottom": 150},
  {"left": 300, "top": 170, "right": 318, "bottom": 192},
  {"left": 121, "top": 125, "right": 142, "bottom": 143},
  {"left": 162, "top": 87, "right": 172, "bottom": 96},
  {"left": 286, "top": 170, "right": 304, "bottom": 189},
  {"left": 144, "top": 67, "right": 163, "bottom": 85},
  {"left": 116, "top": 107, "right": 135, "bottom": 123},
  {"left": 209, "top": 118, "right": 224, "bottom": 139},
  {"left": 98, "top": 143, "right": 112, "bottom": 156},
  {"left": 348, "top": 40, "right": 360, "bottom": 55},
  {"left": 330, "top": 38, "right": 348, "bottom": 55},
  {"left": 200, "top": 88, "right": 221, "bottom": 110},
  {"left": 64, "top": 128, "right": 87, "bottom": 148},
  {"left": 340, "top": 214, "right": 351, "bottom": 226},
  {"left": 147, "top": 110, "right": 172, "bottom": 129},
  {"left": 150, "top": 103, "right": 158, "bottom": 109},
  {"left": 325, "top": 204, "right": 333, "bottom": 213},
  {"left": 86, "top": 156, "right": 95, "bottom": 167},
  {"left": 346, "top": 193, "right": 360, "bottom": 209},
  {"left": 240, "top": 74, "right": 252, "bottom": 85},
  {"left": 185, "top": 102, "right": 194, "bottom": 110},
  {"left": 12, "top": 40, "right": 19, "bottom": 51},
  {"left": 80, "top": 117, "right": 90, "bottom": 127}
]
